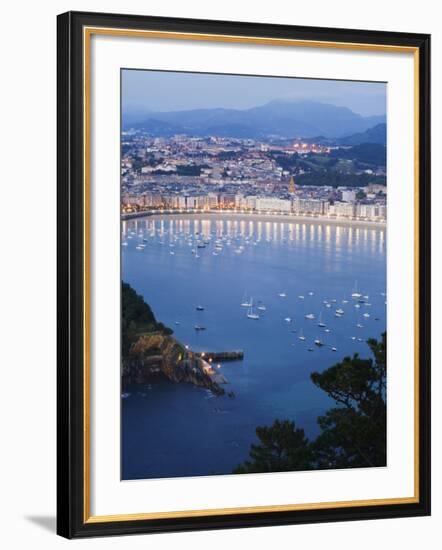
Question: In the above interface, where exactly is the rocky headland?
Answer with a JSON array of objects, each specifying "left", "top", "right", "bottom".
[
  {"left": 122, "top": 331, "right": 228, "bottom": 395},
  {"left": 122, "top": 282, "right": 239, "bottom": 395}
]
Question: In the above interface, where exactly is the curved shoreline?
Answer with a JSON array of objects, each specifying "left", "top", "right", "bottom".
[{"left": 122, "top": 210, "right": 386, "bottom": 230}]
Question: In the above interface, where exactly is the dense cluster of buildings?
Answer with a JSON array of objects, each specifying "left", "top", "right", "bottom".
[
  {"left": 122, "top": 185, "right": 386, "bottom": 222},
  {"left": 121, "top": 133, "right": 387, "bottom": 223}
]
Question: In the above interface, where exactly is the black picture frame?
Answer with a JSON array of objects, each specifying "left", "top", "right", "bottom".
[{"left": 57, "top": 10, "right": 431, "bottom": 539}]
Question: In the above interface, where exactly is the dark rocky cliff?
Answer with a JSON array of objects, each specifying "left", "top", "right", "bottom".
[
  {"left": 121, "top": 282, "right": 238, "bottom": 395},
  {"left": 122, "top": 332, "right": 226, "bottom": 395}
]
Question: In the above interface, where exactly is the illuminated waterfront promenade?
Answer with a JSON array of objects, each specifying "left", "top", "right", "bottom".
[{"left": 121, "top": 209, "right": 386, "bottom": 229}]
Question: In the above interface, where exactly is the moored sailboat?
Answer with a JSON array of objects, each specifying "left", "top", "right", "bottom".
[
  {"left": 246, "top": 298, "right": 260, "bottom": 320},
  {"left": 240, "top": 291, "right": 252, "bottom": 308},
  {"left": 351, "top": 280, "right": 362, "bottom": 298}
]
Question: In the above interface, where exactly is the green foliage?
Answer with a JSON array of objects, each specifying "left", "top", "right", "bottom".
[
  {"left": 121, "top": 282, "right": 173, "bottom": 357},
  {"left": 234, "top": 333, "right": 386, "bottom": 474},
  {"left": 130, "top": 157, "right": 145, "bottom": 173},
  {"left": 268, "top": 152, "right": 299, "bottom": 171},
  {"left": 217, "top": 151, "right": 239, "bottom": 160},
  {"left": 266, "top": 143, "right": 386, "bottom": 188},
  {"left": 330, "top": 143, "right": 386, "bottom": 166},
  {"left": 151, "top": 164, "right": 209, "bottom": 176},
  {"left": 233, "top": 420, "right": 313, "bottom": 474},
  {"left": 311, "top": 333, "right": 386, "bottom": 469},
  {"left": 297, "top": 171, "right": 386, "bottom": 188}
]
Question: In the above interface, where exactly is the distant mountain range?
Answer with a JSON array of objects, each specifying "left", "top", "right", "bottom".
[
  {"left": 339, "top": 123, "right": 386, "bottom": 146},
  {"left": 123, "top": 100, "right": 386, "bottom": 141}
]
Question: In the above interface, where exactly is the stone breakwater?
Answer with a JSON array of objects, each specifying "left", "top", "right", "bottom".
[
  {"left": 195, "top": 350, "right": 244, "bottom": 362},
  {"left": 122, "top": 332, "right": 242, "bottom": 396}
]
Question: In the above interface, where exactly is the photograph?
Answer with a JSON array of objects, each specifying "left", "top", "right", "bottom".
[{"left": 120, "top": 69, "right": 388, "bottom": 481}]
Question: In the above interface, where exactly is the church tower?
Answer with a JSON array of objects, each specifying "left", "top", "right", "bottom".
[{"left": 289, "top": 175, "right": 296, "bottom": 194}]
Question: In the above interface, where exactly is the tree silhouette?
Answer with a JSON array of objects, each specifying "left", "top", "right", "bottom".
[
  {"left": 311, "top": 333, "right": 386, "bottom": 468},
  {"left": 234, "top": 333, "right": 386, "bottom": 474},
  {"left": 233, "top": 420, "right": 313, "bottom": 474}
]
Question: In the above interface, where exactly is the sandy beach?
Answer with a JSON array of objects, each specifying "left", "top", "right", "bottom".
[{"left": 122, "top": 210, "right": 386, "bottom": 230}]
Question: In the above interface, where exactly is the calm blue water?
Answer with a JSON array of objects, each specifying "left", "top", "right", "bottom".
[{"left": 121, "top": 215, "right": 386, "bottom": 480}]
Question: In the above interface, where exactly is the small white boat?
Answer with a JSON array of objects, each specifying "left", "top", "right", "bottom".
[
  {"left": 240, "top": 292, "right": 252, "bottom": 308},
  {"left": 336, "top": 308, "right": 344, "bottom": 315},
  {"left": 247, "top": 308, "right": 260, "bottom": 320},
  {"left": 298, "top": 329, "right": 306, "bottom": 341},
  {"left": 196, "top": 305, "right": 204, "bottom": 311},
  {"left": 246, "top": 299, "right": 260, "bottom": 320},
  {"left": 308, "top": 291, "right": 314, "bottom": 296},
  {"left": 332, "top": 347, "right": 338, "bottom": 352},
  {"left": 298, "top": 295, "right": 305, "bottom": 299},
  {"left": 278, "top": 292, "right": 287, "bottom": 298},
  {"left": 305, "top": 313, "right": 315, "bottom": 320},
  {"left": 356, "top": 323, "right": 364, "bottom": 328},
  {"left": 351, "top": 281, "right": 362, "bottom": 299},
  {"left": 317, "top": 312, "right": 326, "bottom": 328},
  {"left": 325, "top": 328, "right": 331, "bottom": 333},
  {"left": 284, "top": 317, "right": 292, "bottom": 323},
  {"left": 257, "top": 304, "right": 267, "bottom": 311},
  {"left": 326, "top": 303, "right": 332, "bottom": 308},
  {"left": 194, "top": 325, "right": 207, "bottom": 331},
  {"left": 363, "top": 313, "right": 370, "bottom": 318},
  {"left": 314, "top": 339, "right": 324, "bottom": 347}
]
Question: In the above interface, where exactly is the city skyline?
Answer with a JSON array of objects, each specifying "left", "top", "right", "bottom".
[{"left": 122, "top": 69, "right": 386, "bottom": 117}]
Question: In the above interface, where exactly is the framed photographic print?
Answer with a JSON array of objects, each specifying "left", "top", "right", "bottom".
[{"left": 57, "top": 11, "right": 431, "bottom": 538}]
